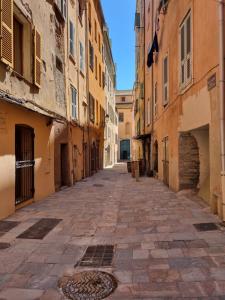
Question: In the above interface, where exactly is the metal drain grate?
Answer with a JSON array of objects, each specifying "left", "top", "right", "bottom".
[
  {"left": 17, "top": 218, "right": 62, "bottom": 240},
  {"left": 93, "top": 184, "right": 104, "bottom": 187},
  {"left": 193, "top": 223, "right": 219, "bottom": 232},
  {"left": 0, "top": 243, "right": 11, "bottom": 250},
  {"left": 76, "top": 245, "right": 114, "bottom": 268},
  {"left": 0, "top": 221, "right": 20, "bottom": 236},
  {"left": 59, "top": 271, "right": 117, "bottom": 300}
]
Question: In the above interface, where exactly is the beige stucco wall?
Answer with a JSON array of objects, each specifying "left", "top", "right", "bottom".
[{"left": 0, "top": 102, "right": 54, "bottom": 219}]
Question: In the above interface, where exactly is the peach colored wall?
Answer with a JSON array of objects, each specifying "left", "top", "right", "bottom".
[
  {"left": 0, "top": 102, "right": 55, "bottom": 219},
  {"left": 144, "top": 0, "right": 222, "bottom": 209}
]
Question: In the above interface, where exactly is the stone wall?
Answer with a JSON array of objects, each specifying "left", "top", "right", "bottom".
[{"left": 179, "top": 133, "right": 200, "bottom": 190}]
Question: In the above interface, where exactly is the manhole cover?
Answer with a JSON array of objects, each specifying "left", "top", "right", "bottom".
[
  {"left": 193, "top": 223, "right": 218, "bottom": 231},
  {"left": 59, "top": 271, "right": 117, "bottom": 300},
  {"left": 0, "top": 243, "right": 11, "bottom": 250}
]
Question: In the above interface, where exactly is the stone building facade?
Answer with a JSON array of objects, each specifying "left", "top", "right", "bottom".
[
  {"left": 103, "top": 26, "right": 118, "bottom": 168},
  {"left": 116, "top": 90, "right": 134, "bottom": 161},
  {"left": 0, "top": 0, "right": 116, "bottom": 220},
  {"left": 137, "top": 0, "right": 225, "bottom": 219}
]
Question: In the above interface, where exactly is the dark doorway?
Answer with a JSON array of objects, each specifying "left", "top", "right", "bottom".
[
  {"left": 84, "top": 143, "right": 89, "bottom": 178},
  {"left": 15, "top": 125, "right": 35, "bottom": 205},
  {"left": 153, "top": 140, "right": 158, "bottom": 173},
  {"left": 60, "top": 144, "right": 68, "bottom": 187},
  {"left": 120, "top": 140, "right": 130, "bottom": 160},
  {"left": 163, "top": 137, "right": 169, "bottom": 186}
]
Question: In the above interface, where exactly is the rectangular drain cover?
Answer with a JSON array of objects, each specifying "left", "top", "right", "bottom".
[
  {"left": 0, "top": 221, "right": 20, "bottom": 235},
  {"left": 17, "top": 218, "right": 62, "bottom": 240},
  {"left": 76, "top": 245, "right": 114, "bottom": 267},
  {"left": 193, "top": 223, "right": 218, "bottom": 232}
]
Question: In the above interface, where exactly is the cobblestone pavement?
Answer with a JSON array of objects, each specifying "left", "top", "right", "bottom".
[{"left": 1, "top": 164, "right": 225, "bottom": 299}]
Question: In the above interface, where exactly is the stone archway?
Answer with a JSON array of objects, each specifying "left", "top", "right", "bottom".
[{"left": 179, "top": 133, "right": 200, "bottom": 190}]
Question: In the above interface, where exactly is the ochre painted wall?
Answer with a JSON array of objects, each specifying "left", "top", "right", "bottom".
[{"left": 0, "top": 102, "right": 55, "bottom": 219}]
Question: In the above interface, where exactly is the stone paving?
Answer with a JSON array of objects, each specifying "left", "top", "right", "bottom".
[{"left": 0, "top": 164, "right": 225, "bottom": 299}]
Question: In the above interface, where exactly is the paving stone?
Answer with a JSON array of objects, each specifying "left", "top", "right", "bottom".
[
  {"left": 133, "top": 249, "right": 149, "bottom": 259},
  {"left": 0, "top": 288, "right": 44, "bottom": 300},
  {"left": 0, "top": 164, "right": 225, "bottom": 298}
]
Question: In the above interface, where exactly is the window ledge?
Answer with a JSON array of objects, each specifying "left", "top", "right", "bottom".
[
  {"left": 179, "top": 79, "right": 194, "bottom": 95},
  {"left": 11, "top": 70, "right": 32, "bottom": 86}
]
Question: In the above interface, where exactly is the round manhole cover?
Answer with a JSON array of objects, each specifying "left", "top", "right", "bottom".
[{"left": 59, "top": 271, "right": 117, "bottom": 300}]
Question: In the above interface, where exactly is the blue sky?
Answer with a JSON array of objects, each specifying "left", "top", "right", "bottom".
[{"left": 101, "top": 0, "right": 135, "bottom": 90}]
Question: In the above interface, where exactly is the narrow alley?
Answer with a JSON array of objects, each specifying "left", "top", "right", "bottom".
[{"left": 0, "top": 165, "right": 225, "bottom": 299}]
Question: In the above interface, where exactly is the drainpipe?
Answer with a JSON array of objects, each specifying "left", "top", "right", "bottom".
[{"left": 219, "top": 0, "right": 225, "bottom": 220}]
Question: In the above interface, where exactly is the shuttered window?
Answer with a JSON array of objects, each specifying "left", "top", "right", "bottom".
[
  {"left": 80, "top": 41, "right": 84, "bottom": 72},
  {"left": 56, "top": 0, "right": 67, "bottom": 19},
  {"left": 13, "top": 17, "right": 23, "bottom": 75},
  {"left": 71, "top": 85, "right": 77, "bottom": 120},
  {"left": 1, "top": 0, "right": 13, "bottom": 67},
  {"left": 69, "top": 21, "right": 75, "bottom": 57},
  {"left": 180, "top": 12, "right": 192, "bottom": 88},
  {"left": 89, "top": 41, "right": 94, "bottom": 71},
  {"left": 34, "top": 29, "right": 41, "bottom": 88},
  {"left": 89, "top": 93, "right": 95, "bottom": 123},
  {"left": 163, "top": 55, "right": 169, "bottom": 105}
]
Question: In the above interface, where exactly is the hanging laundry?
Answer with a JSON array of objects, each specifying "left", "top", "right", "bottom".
[{"left": 147, "top": 32, "right": 159, "bottom": 68}]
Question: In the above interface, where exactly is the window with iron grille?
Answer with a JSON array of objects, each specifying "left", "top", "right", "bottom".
[
  {"left": 180, "top": 11, "right": 192, "bottom": 89},
  {"left": 71, "top": 85, "right": 77, "bottom": 120},
  {"left": 163, "top": 55, "right": 169, "bottom": 105},
  {"left": 69, "top": 21, "right": 75, "bottom": 57}
]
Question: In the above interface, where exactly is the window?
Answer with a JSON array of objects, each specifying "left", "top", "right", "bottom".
[
  {"left": 147, "top": 98, "right": 151, "bottom": 125},
  {"left": 89, "top": 41, "right": 94, "bottom": 71},
  {"left": 78, "top": 0, "right": 83, "bottom": 21},
  {"left": 96, "top": 100, "right": 99, "bottom": 124},
  {"left": 94, "top": 20, "right": 97, "bottom": 42},
  {"left": 95, "top": 55, "right": 98, "bottom": 80},
  {"left": 154, "top": 82, "right": 158, "bottom": 117},
  {"left": 121, "top": 97, "right": 125, "bottom": 102},
  {"left": 119, "top": 112, "right": 124, "bottom": 122},
  {"left": 71, "top": 85, "right": 77, "bottom": 120},
  {"left": 69, "top": 21, "right": 75, "bottom": 57},
  {"left": 102, "top": 72, "right": 105, "bottom": 88},
  {"left": 99, "top": 64, "right": 101, "bottom": 87},
  {"left": 89, "top": 93, "right": 95, "bottom": 122},
  {"left": 98, "top": 33, "right": 101, "bottom": 52},
  {"left": 88, "top": 3, "right": 91, "bottom": 33},
  {"left": 57, "top": 0, "right": 67, "bottom": 19},
  {"left": 180, "top": 11, "right": 192, "bottom": 88},
  {"left": 80, "top": 42, "right": 84, "bottom": 72},
  {"left": 163, "top": 55, "right": 169, "bottom": 105},
  {"left": 13, "top": 17, "right": 23, "bottom": 75}
]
